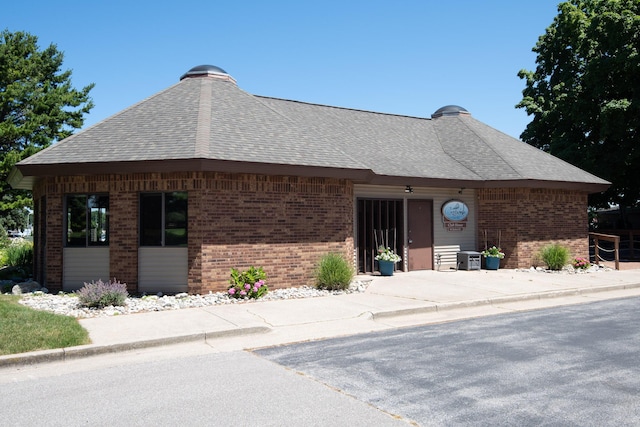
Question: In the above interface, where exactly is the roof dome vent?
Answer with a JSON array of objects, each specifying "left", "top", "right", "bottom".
[
  {"left": 431, "top": 105, "right": 470, "bottom": 118},
  {"left": 180, "top": 65, "right": 236, "bottom": 83}
]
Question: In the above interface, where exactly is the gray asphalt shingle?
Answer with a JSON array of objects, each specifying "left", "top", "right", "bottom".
[{"left": 15, "top": 73, "right": 609, "bottom": 190}]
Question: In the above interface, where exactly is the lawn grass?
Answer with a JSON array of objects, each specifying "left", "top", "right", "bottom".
[{"left": 0, "top": 295, "right": 90, "bottom": 356}]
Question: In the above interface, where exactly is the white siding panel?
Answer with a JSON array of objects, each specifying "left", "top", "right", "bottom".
[
  {"left": 138, "top": 247, "right": 188, "bottom": 293},
  {"left": 354, "top": 185, "right": 477, "bottom": 270},
  {"left": 63, "top": 248, "right": 110, "bottom": 291}
]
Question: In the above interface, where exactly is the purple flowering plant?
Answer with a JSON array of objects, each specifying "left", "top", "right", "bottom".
[
  {"left": 572, "top": 257, "right": 591, "bottom": 270},
  {"left": 228, "top": 266, "right": 268, "bottom": 299},
  {"left": 76, "top": 278, "right": 128, "bottom": 308}
]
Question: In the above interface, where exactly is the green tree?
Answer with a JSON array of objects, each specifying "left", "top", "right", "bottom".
[
  {"left": 0, "top": 29, "right": 94, "bottom": 231},
  {"left": 517, "top": 0, "right": 640, "bottom": 217}
]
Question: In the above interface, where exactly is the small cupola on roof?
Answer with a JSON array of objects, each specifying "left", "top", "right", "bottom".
[
  {"left": 180, "top": 64, "right": 236, "bottom": 84},
  {"left": 431, "top": 105, "right": 470, "bottom": 118}
]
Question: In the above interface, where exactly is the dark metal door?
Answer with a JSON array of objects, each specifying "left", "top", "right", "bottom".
[{"left": 408, "top": 199, "right": 433, "bottom": 270}]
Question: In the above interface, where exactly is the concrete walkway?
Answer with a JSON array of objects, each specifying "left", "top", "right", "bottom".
[{"left": 3, "top": 268, "right": 640, "bottom": 367}]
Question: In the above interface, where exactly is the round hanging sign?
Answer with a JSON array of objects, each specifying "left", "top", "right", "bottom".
[
  {"left": 441, "top": 200, "right": 469, "bottom": 231},
  {"left": 442, "top": 200, "right": 469, "bottom": 221}
]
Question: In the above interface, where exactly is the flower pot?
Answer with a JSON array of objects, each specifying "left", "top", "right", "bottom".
[
  {"left": 485, "top": 256, "right": 500, "bottom": 270},
  {"left": 378, "top": 260, "right": 395, "bottom": 276}
]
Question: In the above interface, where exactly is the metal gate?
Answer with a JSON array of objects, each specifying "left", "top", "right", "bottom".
[{"left": 357, "top": 199, "right": 404, "bottom": 273}]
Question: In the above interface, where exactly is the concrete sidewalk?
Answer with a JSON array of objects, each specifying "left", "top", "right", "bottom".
[{"left": 3, "top": 268, "right": 640, "bottom": 367}]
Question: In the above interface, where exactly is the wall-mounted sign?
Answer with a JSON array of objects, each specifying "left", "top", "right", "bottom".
[{"left": 441, "top": 199, "right": 469, "bottom": 231}]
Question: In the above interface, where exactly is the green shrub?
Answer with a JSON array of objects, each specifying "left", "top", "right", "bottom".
[
  {"left": 539, "top": 244, "right": 570, "bottom": 270},
  {"left": 76, "top": 278, "right": 128, "bottom": 308},
  {"left": 315, "top": 253, "right": 354, "bottom": 291},
  {"left": 228, "top": 266, "right": 268, "bottom": 299},
  {"left": 0, "top": 228, "right": 11, "bottom": 250},
  {"left": 3, "top": 240, "right": 33, "bottom": 274}
]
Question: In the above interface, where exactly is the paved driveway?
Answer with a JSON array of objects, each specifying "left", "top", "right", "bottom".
[{"left": 257, "top": 296, "right": 640, "bottom": 426}]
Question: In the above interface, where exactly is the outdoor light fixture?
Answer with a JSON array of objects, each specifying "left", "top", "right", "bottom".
[{"left": 405, "top": 185, "right": 413, "bottom": 193}]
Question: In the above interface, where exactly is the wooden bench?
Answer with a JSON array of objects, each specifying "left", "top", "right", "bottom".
[{"left": 434, "top": 245, "right": 461, "bottom": 270}]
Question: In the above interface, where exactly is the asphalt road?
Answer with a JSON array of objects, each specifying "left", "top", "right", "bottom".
[
  {"left": 1, "top": 350, "right": 405, "bottom": 426},
  {"left": 3, "top": 297, "right": 640, "bottom": 426},
  {"left": 256, "top": 296, "right": 640, "bottom": 426}
]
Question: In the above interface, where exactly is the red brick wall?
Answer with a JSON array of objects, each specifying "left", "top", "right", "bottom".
[
  {"left": 108, "top": 188, "right": 138, "bottom": 292},
  {"left": 477, "top": 188, "right": 589, "bottom": 268},
  {"left": 192, "top": 173, "right": 354, "bottom": 293},
  {"left": 34, "top": 175, "right": 113, "bottom": 292},
  {"left": 34, "top": 175, "right": 589, "bottom": 291},
  {"left": 34, "top": 172, "right": 354, "bottom": 294}
]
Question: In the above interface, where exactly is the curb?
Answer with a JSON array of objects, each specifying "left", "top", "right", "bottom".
[
  {"left": 0, "top": 326, "right": 270, "bottom": 368},
  {"left": 3, "top": 283, "right": 640, "bottom": 368},
  {"left": 371, "top": 282, "right": 640, "bottom": 320}
]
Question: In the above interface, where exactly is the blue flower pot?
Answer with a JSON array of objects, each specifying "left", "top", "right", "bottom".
[
  {"left": 485, "top": 256, "right": 500, "bottom": 270},
  {"left": 378, "top": 260, "right": 395, "bottom": 276}
]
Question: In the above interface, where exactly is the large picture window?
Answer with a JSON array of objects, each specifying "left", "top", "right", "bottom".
[
  {"left": 140, "top": 192, "right": 188, "bottom": 246},
  {"left": 66, "top": 195, "right": 109, "bottom": 247}
]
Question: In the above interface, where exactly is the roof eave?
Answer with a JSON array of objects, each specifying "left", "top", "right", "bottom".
[
  {"left": 480, "top": 179, "right": 610, "bottom": 193},
  {"left": 11, "top": 159, "right": 375, "bottom": 189},
  {"left": 370, "top": 176, "right": 610, "bottom": 194},
  {"left": 7, "top": 167, "right": 30, "bottom": 190},
  {"left": 11, "top": 162, "right": 611, "bottom": 195}
]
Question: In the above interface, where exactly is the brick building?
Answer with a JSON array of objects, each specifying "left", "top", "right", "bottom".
[{"left": 9, "top": 65, "right": 610, "bottom": 294}]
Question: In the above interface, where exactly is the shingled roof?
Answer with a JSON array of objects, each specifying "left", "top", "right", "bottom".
[{"left": 10, "top": 65, "right": 610, "bottom": 192}]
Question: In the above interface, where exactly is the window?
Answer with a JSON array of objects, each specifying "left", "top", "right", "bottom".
[
  {"left": 140, "top": 192, "right": 188, "bottom": 246},
  {"left": 66, "top": 195, "right": 109, "bottom": 247}
]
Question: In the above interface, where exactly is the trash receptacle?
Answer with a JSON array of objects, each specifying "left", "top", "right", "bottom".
[{"left": 457, "top": 251, "right": 481, "bottom": 270}]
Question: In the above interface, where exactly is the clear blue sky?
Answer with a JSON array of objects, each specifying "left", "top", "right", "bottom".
[{"left": 5, "top": 1, "right": 562, "bottom": 140}]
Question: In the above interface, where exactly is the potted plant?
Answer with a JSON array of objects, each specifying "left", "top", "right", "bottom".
[
  {"left": 481, "top": 246, "right": 504, "bottom": 270},
  {"left": 375, "top": 246, "right": 402, "bottom": 276}
]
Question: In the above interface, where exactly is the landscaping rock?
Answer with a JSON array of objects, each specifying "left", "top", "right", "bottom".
[
  {"left": 0, "top": 266, "right": 26, "bottom": 281},
  {"left": 0, "top": 279, "right": 15, "bottom": 293},
  {"left": 12, "top": 281, "right": 44, "bottom": 295},
  {"left": 18, "top": 280, "right": 373, "bottom": 318}
]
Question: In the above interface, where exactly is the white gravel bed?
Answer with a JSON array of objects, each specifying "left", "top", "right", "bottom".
[
  {"left": 16, "top": 280, "right": 371, "bottom": 318},
  {"left": 14, "top": 265, "right": 610, "bottom": 319},
  {"left": 516, "top": 264, "right": 612, "bottom": 274}
]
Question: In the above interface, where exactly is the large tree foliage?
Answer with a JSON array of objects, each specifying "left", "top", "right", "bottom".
[
  {"left": 0, "top": 29, "right": 94, "bottom": 231},
  {"left": 517, "top": 0, "right": 640, "bottom": 212}
]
